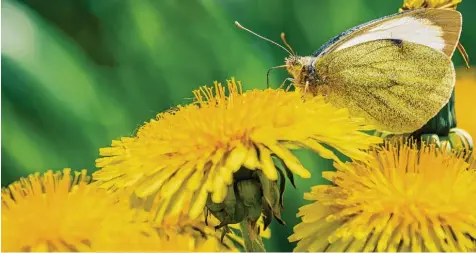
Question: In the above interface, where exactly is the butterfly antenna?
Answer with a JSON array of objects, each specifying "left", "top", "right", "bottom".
[
  {"left": 235, "top": 21, "right": 293, "bottom": 55},
  {"left": 280, "top": 33, "right": 296, "bottom": 56}
]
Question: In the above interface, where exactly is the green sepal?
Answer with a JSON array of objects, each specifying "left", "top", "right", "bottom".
[
  {"left": 256, "top": 171, "right": 275, "bottom": 208},
  {"left": 276, "top": 167, "right": 286, "bottom": 209},
  {"left": 273, "top": 155, "right": 296, "bottom": 188},
  {"left": 261, "top": 202, "right": 273, "bottom": 231},
  {"left": 256, "top": 171, "right": 286, "bottom": 226}
]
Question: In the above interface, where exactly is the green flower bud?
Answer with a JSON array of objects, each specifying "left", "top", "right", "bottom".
[
  {"left": 205, "top": 166, "right": 291, "bottom": 241},
  {"left": 206, "top": 184, "right": 246, "bottom": 227},
  {"left": 236, "top": 179, "right": 262, "bottom": 221}
]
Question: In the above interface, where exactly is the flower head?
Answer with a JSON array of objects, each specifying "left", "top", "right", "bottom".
[
  {"left": 2, "top": 169, "right": 235, "bottom": 252},
  {"left": 289, "top": 142, "right": 476, "bottom": 252},
  {"left": 1, "top": 169, "right": 161, "bottom": 252},
  {"left": 94, "top": 79, "right": 380, "bottom": 230},
  {"left": 400, "top": 0, "right": 461, "bottom": 10}
]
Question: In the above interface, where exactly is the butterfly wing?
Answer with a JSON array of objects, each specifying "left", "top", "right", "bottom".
[
  {"left": 313, "top": 8, "right": 462, "bottom": 60},
  {"left": 314, "top": 39, "right": 455, "bottom": 133}
]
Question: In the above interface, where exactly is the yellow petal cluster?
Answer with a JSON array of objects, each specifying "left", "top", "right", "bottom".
[
  {"left": 94, "top": 79, "right": 381, "bottom": 224},
  {"left": 289, "top": 142, "right": 476, "bottom": 252},
  {"left": 400, "top": 0, "right": 461, "bottom": 10},
  {"left": 2, "top": 169, "right": 237, "bottom": 252},
  {"left": 1, "top": 169, "right": 161, "bottom": 252}
]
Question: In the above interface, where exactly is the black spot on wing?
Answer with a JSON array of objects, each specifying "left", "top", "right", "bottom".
[{"left": 390, "top": 39, "right": 403, "bottom": 47}]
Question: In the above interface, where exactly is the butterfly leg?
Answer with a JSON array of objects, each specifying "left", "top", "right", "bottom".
[
  {"left": 282, "top": 78, "right": 296, "bottom": 92},
  {"left": 279, "top": 78, "right": 294, "bottom": 90}
]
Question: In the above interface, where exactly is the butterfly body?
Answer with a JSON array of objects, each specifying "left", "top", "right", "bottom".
[{"left": 285, "top": 8, "right": 462, "bottom": 133}]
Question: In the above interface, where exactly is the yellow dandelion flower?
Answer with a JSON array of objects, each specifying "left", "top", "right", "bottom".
[
  {"left": 400, "top": 0, "right": 461, "bottom": 11},
  {"left": 94, "top": 79, "right": 381, "bottom": 227},
  {"left": 1, "top": 169, "right": 166, "bottom": 252},
  {"left": 455, "top": 69, "right": 476, "bottom": 141},
  {"left": 289, "top": 142, "right": 476, "bottom": 252},
  {"left": 1, "top": 169, "right": 230, "bottom": 252}
]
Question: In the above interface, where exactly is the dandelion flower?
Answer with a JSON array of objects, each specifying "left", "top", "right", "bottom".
[
  {"left": 94, "top": 79, "right": 381, "bottom": 230},
  {"left": 289, "top": 142, "right": 476, "bottom": 252},
  {"left": 1, "top": 169, "right": 169, "bottom": 252},
  {"left": 400, "top": 0, "right": 461, "bottom": 11},
  {"left": 1, "top": 169, "right": 232, "bottom": 252}
]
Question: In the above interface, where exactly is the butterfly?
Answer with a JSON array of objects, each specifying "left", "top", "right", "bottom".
[{"left": 236, "top": 8, "right": 463, "bottom": 134}]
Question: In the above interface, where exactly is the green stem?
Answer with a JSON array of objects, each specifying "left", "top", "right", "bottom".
[{"left": 239, "top": 219, "right": 266, "bottom": 252}]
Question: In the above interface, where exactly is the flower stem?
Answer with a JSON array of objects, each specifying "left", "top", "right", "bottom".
[{"left": 239, "top": 219, "right": 265, "bottom": 252}]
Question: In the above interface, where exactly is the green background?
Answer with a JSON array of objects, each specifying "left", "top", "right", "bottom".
[{"left": 2, "top": 0, "right": 475, "bottom": 251}]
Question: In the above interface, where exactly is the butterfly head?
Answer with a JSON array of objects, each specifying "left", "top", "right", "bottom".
[
  {"left": 285, "top": 56, "right": 315, "bottom": 85},
  {"left": 285, "top": 56, "right": 303, "bottom": 78}
]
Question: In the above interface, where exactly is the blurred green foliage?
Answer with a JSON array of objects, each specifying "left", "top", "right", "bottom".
[{"left": 2, "top": 0, "right": 475, "bottom": 251}]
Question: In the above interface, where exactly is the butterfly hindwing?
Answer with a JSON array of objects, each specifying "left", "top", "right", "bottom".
[{"left": 314, "top": 39, "right": 455, "bottom": 133}]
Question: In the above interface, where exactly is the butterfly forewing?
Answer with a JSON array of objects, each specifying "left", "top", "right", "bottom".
[
  {"left": 314, "top": 39, "right": 455, "bottom": 133},
  {"left": 315, "top": 9, "right": 462, "bottom": 60}
]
